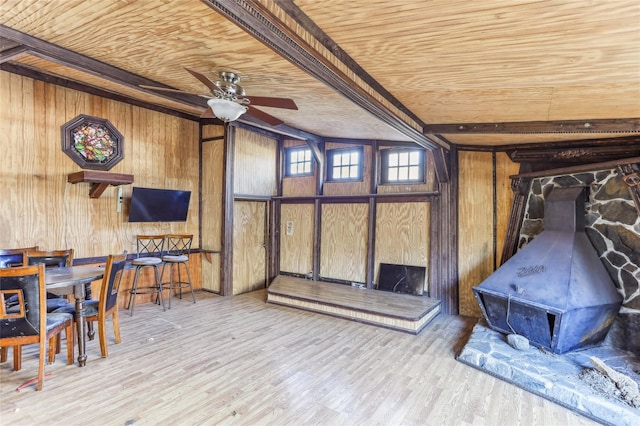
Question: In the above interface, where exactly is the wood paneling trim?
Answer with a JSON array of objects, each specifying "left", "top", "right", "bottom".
[
  {"left": 425, "top": 118, "right": 640, "bottom": 134},
  {"left": 500, "top": 176, "right": 531, "bottom": 265},
  {"left": 275, "top": 192, "right": 439, "bottom": 203},
  {"left": 222, "top": 124, "right": 235, "bottom": 296},
  {"left": 430, "top": 146, "right": 458, "bottom": 315},
  {"left": 511, "top": 156, "right": 640, "bottom": 179}
]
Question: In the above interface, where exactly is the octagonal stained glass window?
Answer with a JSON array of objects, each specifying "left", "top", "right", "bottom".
[{"left": 62, "top": 114, "right": 124, "bottom": 171}]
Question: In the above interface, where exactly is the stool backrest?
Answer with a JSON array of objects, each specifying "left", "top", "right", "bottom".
[
  {"left": 165, "top": 234, "right": 193, "bottom": 256},
  {"left": 135, "top": 235, "right": 165, "bottom": 258}
]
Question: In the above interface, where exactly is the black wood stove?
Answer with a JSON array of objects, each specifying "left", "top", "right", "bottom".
[{"left": 473, "top": 187, "right": 623, "bottom": 354}]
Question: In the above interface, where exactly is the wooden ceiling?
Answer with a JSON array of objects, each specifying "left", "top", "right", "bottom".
[{"left": 1, "top": 0, "right": 639, "bottom": 150}]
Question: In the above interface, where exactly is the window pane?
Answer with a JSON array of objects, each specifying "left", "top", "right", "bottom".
[
  {"left": 350, "top": 165, "right": 358, "bottom": 178},
  {"left": 410, "top": 151, "right": 420, "bottom": 165},
  {"left": 304, "top": 150, "right": 311, "bottom": 161},
  {"left": 303, "top": 162, "right": 311, "bottom": 173},
  {"left": 351, "top": 151, "right": 359, "bottom": 164},
  {"left": 389, "top": 168, "right": 398, "bottom": 181},
  {"left": 409, "top": 166, "right": 419, "bottom": 180},
  {"left": 388, "top": 152, "right": 398, "bottom": 167},
  {"left": 398, "top": 167, "right": 408, "bottom": 180},
  {"left": 399, "top": 152, "right": 409, "bottom": 166}
]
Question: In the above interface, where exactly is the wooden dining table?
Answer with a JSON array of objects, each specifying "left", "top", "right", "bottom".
[{"left": 45, "top": 266, "right": 104, "bottom": 367}]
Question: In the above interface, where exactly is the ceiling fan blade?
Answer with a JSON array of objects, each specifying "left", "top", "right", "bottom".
[
  {"left": 247, "top": 105, "right": 284, "bottom": 126},
  {"left": 243, "top": 96, "right": 298, "bottom": 110},
  {"left": 184, "top": 67, "right": 218, "bottom": 92}
]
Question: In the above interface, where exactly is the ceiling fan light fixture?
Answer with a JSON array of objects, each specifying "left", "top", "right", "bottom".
[{"left": 207, "top": 98, "right": 247, "bottom": 122}]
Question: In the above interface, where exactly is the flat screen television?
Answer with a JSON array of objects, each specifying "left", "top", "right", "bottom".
[{"left": 128, "top": 187, "right": 191, "bottom": 222}]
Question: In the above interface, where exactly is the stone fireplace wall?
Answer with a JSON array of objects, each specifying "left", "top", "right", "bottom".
[{"left": 518, "top": 168, "right": 640, "bottom": 355}]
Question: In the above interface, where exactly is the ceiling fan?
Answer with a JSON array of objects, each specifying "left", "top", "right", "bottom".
[{"left": 140, "top": 68, "right": 298, "bottom": 126}]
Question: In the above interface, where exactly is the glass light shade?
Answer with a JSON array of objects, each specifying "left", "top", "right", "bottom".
[{"left": 206, "top": 98, "right": 248, "bottom": 122}]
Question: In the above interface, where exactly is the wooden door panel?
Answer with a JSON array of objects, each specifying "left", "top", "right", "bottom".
[{"left": 233, "top": 201, "right": 267, "bottom": 295}]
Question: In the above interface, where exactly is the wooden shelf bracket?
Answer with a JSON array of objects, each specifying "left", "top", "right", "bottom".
[{"left": 68, "top": 170, "right": 134, "bottom": 198}]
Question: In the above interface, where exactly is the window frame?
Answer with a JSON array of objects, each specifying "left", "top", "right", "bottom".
[
  {"left": 284, "top": 145, "right": 314, "bottom": 177},
  {"left": 379, "top": 148, "right": 426, "bottom": 185},
  {"left": 326, "top": 146, "right": 364, "bottom": 182}
]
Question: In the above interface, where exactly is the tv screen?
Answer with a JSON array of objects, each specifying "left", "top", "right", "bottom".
[{"left": 128, "top": 187, "right": 191, "bottom": 222}]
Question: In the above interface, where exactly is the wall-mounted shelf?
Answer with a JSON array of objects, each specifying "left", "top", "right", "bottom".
[{"left": 68, "top": 170, "right": 134, "bottom": 198}]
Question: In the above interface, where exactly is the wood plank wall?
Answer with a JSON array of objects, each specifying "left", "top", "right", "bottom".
[
  {"left": 230, "top": 128, "right": 277, "bottom": 293},
  {"left": 374, "top": 202, "right": 430, "bottom": 293},
  {"left": 234, "top": 128, "right": 277, "bottom": 196},
  {"left": 0, "top": 71, "right": 200, "bottom": 258},
  {"left": 457, "top": 151, "right": 519, "bottom": 317},
  {"left": 320, "top": 203, "right": 370, "bottom": 283},
  {"left": 280, "top": 203, "right": 315, "bottom": 275},
  {"left": 278, "top": 137, "right": 435, "bottom": 295}
]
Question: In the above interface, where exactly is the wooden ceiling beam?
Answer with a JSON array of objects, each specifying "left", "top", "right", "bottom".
[
  {"left": 200, "top": 1, "right": 451, "bottom": 180},
  {"left": 0, "top": 62, "right": 199, "bottom": 122},
  {"left": 424, "top": 118, "right": 640, "bottom": 135},
  {"left": 0, "top": 42, "right": 28, "bottom": 64},
  {"left": 0, "top": 25, "right": 206, "bottom": 110}
]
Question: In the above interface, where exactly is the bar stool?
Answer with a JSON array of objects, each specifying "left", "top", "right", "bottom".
[
  {"left": 161, "top": 234, "right": 196, "bottom": 308},
  {"left": 126, "top": 235, "right": 166, "bottom": 316}
]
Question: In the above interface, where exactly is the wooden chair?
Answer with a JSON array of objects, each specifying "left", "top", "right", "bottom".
[
  {"left": 161, "top": 234, "right": 196, "bottom": 308},
  {"left": 26, "top": 248, "right": 73, "bottom": 268},
  {"left": 0, "top": 265, "right": 74, "bottom": 391},
  {"left": 0, "top": 246, "right": 38, "bottom": 363},
  {"left": 26, "top": 248, "right": 75, "bottom": 314},
  {"left": 0, "top": 248, "right": 28, "bottom": 268},
  {"left": 126, "top": 235, "right": 166, "bottom": 316},
  {"left": 53, "top": 253, "right": 127, "bottom": 358}
]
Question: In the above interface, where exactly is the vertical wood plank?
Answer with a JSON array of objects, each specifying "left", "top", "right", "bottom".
[
  {"left": 374, "top": 202, "right": 430, "bottom": 293},
  {"left": 280, "top": 203, "right": 315, "bottom": 275},
  {"left": 319, "top": 203, "right": 369, "bottom": 282},
  {"left": 458, "top": 151, "right": 494, "bottom": 317}
]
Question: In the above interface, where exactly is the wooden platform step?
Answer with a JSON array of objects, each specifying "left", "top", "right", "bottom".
[{"left": 266, "top": 275, "right": 441, "bottom": 334}]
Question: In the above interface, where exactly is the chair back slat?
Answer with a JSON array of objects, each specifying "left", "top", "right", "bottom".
[
  {"left": 0, "top": 265, "right": 46, "bottom": 339},
  {"left": 26, "top": 249, "right": 73, "bottom": 268},
  {"left": 101, "top": 254, "right": 127, "bottom": 313}
]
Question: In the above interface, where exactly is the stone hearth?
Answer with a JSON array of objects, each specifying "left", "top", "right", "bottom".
[{"left": 457, "top": 322, "right": 640, "bottom": 426}]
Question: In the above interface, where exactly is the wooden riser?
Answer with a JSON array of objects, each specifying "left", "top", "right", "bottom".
[{"left": 267, "top": 275, "right": 441, "bottom": 334}]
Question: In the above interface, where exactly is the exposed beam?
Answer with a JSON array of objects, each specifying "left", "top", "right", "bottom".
[
  {"left": 200, "top": 1, "right": 450, "bottom": 164},
  {"left": 274, "top": 0, "right": 424, "bottom": 129},
  {"left": 0, "top": 62, "right": 199, "bottom": 122},
  {"left": 0, "top": 25, "right": 206, "bottom": 109},
  {"left": 0, "top": 43, "right": 27, "bottom": 64},
  {"left": 424, "top": 118, "right": 640, "bottom": 135}
]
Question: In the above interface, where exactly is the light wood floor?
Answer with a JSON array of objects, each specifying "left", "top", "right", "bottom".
[{"left": 1, "top": 290, "right": 597, "bottom": 426}]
